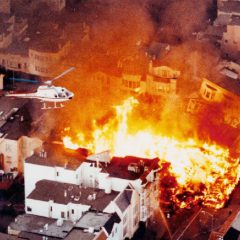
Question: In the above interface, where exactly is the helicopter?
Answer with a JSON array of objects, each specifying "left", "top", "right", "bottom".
[{"left": 5, "top": 67, "right": 75, "bottom": 109}]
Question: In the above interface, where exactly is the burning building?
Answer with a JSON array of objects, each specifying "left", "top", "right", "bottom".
[
  {"left": 63, "top": 96, "right": 240, "bottom": 211},
  {"left": 7, "top": 142, "right": 160, "bottom": 239}
]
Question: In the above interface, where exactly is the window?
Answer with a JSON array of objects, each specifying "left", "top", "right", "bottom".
[
  {"left": 27, "top": 206, "right": 32, "bottom": 212},
  {"left": 123, "top": 214, "right": 127, "bottom": 224},
  {"left": 72, "top": 209, "right": 74, "bottom": 214},
  {"left": 123, "top": 225, "right": 128, "bottom": 237},
  {"left": 56, "top": 171, "right": 59, "bottom": 177},
  {"left": 134, "top": 204, "right": 138, "bottom": 213},
  {"left": 6, "top": 156, "right": 12, "bottom": 164},
  {"left": 61, "top": 212, "right": 65, "bottom": 218},
  {"left": 134, "top": 215, "right": 138, "bottom": 226},
  {"left": 6, "top": 143, "right": 12, "bottom": 153},
  {"left": 203, "top": 89, "right": 215, "bottom": 100},
  {"left": 50, "top": 206, "right": 52, "bottom": 212}
]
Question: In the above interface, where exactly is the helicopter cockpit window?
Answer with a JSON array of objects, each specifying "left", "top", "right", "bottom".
[{"left": 58, "top": 93, "right": 65, "bottom": 98}]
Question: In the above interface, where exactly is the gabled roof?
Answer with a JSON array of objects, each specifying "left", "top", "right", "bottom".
[
  {"left": 103, "top": 212, "right": 121, "bottom": 235},
  {"left": 115, "top": 188, "right": 133, "bottom": 213}
]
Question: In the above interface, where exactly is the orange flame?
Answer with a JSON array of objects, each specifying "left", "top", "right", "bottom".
[{"left": 63, "top": 97, "right": 240, "bottom": 209}]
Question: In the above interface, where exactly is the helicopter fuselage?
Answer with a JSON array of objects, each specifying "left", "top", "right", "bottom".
[{"left": 6, "top": 85, "right": 74, "bottom": 102}]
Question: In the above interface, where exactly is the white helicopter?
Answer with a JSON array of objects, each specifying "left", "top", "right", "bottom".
[{"left": 5, "top": 67, "right": 75, "bottom": 109}]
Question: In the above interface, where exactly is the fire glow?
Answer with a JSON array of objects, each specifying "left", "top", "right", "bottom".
[{"left": 63, "top": 97, "right": 240, "bottom": 209}]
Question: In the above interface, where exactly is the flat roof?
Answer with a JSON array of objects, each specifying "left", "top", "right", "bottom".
[
  {"left": 27, "top": 180, "right": 119, "bottom": 212},
  {"left": 0, "top": 232, "right": 19, "bottom": 240},
  {"left": 75, "top": 211, "right": 112, "bottom": 231},
  {"left": 0, "top": 101, "right": 32, "bottom": 140},
  {"left": 19, "top": 232, "right": 60, "bottom": 240},
  {"left": 212, "top": 75, "right": 240, "bottom": 96},
  {"left": 9, "top": 214, "right": 74, "bottom": 239},
  {"left": 64, "top": 229, "right": 95, "bottom": 240},
  {"left": 25, "top": 143, "right": 87, "bottom": 170},
  {"left": 0, "top": 97, "right": 32, "bottom": 140},
  {"left": 219, "top": 1, "right": 240, "bottom": 14},
  {"left": 99, "top": 156, "right": 159, "bottom": 180}
]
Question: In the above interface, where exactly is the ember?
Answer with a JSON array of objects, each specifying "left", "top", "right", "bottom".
[{"left": 63, "top": 97, "right": 240, "bottom": 209}]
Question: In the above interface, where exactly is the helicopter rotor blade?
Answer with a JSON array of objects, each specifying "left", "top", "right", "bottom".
[{"left": 45, "top": 67, "right": 75, "bottom": 85}]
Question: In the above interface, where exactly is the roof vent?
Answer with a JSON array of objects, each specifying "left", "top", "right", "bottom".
[
  {"left": 128, "top": 163, "right": 140, "bottom": 173},
  {"left": 64, "top": 190, "right": 67, "bottom": 198},
  {"left": 57, "top": 218, "right": 63, "bottom": 227},
  {"left": 88, "top": 227, "right": 94, "bottom": 233},
  {"left": 74, "top": 195, "right": 80, "bottom": 201},
  {"left": 87, "top": 194, "right": 93, "bottom": 201}
]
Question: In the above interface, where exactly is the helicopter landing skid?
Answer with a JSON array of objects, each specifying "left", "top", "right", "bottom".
[{"left": 41, "top": 102, "right": 64, "bottom": 110}]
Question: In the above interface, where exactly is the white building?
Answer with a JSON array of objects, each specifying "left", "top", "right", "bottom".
[{"left": 20, "top": 143, "right": 160, "bottom": 239}]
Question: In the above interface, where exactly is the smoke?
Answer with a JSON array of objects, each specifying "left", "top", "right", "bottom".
[{"left": 30, "top": 0, "right": 232, "bottom": 150}]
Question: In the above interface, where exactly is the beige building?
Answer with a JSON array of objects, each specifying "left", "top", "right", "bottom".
[
  {"left": 28, "top": 40, "right": 70, "bottom": 77},
  {"left": 0, "top": 23, "right": 70, "bottom": 77},
  {"left": 197, "top": 77, "right": 240, "bottom": 128},
  {"left": 146, "top": 62, "right": 180, "bottom": 96}
]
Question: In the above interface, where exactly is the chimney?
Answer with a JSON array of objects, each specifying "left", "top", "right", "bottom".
[{"left": 44, "top": 223, "right": 48, "bottom": 231}]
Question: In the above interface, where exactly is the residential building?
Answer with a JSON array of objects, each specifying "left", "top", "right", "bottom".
[
  {"left": 185, "top": 73, "right": 240, "bottom": 128},
  {"left": 0, "top": 97, "right": 42, "bottom": 189},
  {"left": 119, "top": 56, "right": 147, "bottom": 94},
  {"left": 217, "top": 0, "right": 240, "bottom": 18},
  {"left": 222, "top": 16, "right": 240, "bottom": 58},
  {"left": 146, "top": 61, "right": 180, "bottom": 96},
  {"left": 11, "top": 143, "right": 160, "bottom": 239}
]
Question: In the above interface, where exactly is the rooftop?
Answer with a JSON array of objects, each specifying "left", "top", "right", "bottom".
[
  {"left": 213, "top": 75, "right": 240, "bottom": 96},
  {"left": 27, "top": 180, "right": 119, "bottom": 211},
  {"left": 115, "top": 188, "right": 133, "bottom": 213},
  {"left": 75, "top": 211, "right": 112, "bottom": 231},
  {"left": 144, "top": 42, "right": 171, "bottom": 60},
  {"left": 0, "top": 97, "right": 32, "bottom": 140},
  {"left": 0, "top": 232, "right": 19, "bottom": 239},
  {"left": 6, "top": 40, "right": 30, "bottom": 56},
  {"left": 100, "top": 156, "right": 159, "bottom": 180},
  {"left": 214, "top": 14, "right": 231, "bottom": 26},
  {"left": 25, "top": 143, "right": 88, "bottom": 170},
  {"left": 219, "top": 1, "right": 240, "bottom": 14},
  {"left": 230, "top": 15, "right": 240, "bottom": 25},
  {"left": 9, "top": 214, "right": 74, "bottom": 239},
  {"left": 18, "top": 232, "right": 60, "bottom": 240},
  {"left": 64, "top": 229, "right": 95, "bottom": 240}
]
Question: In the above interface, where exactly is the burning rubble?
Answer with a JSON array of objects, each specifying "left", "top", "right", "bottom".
[{"left": 63, "top": 97, "right": 240, "bottom": 210}]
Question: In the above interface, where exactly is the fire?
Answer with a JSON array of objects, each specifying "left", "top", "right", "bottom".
[{"left": 63, "top": 97, "right": 240, "bottom": 209}]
